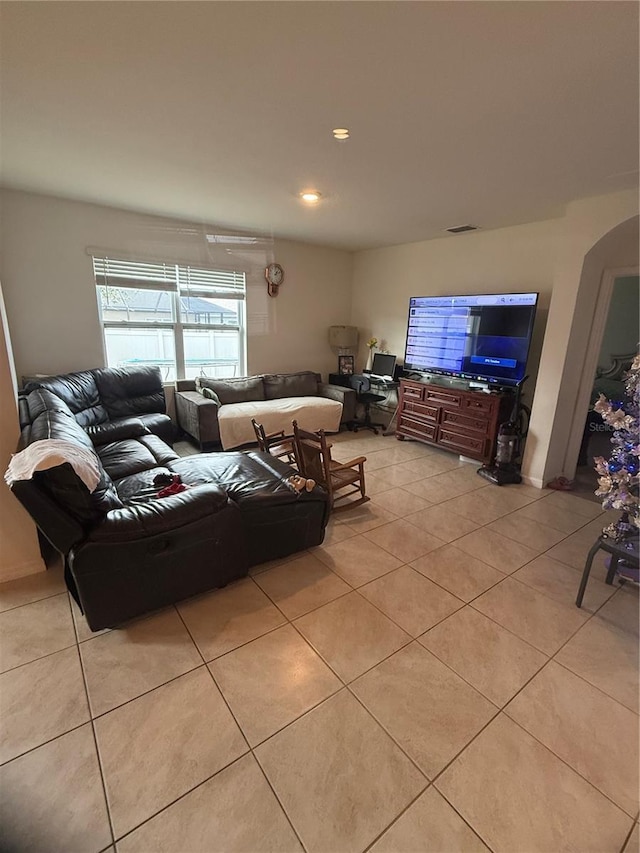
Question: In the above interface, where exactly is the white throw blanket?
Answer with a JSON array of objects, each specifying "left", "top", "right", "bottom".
[
  {"left": 218, "top": 396, "right": 343, "bottom": 450},
  {"left": 4, "top": 439, "right": 101, "bottom": 493}
]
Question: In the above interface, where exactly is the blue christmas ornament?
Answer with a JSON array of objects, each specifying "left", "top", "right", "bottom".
[
  {"left": 627, "top": 459, "right": 639, "bottom": 476},
  {"left": 608, "top": 459, "right": 623, "bottom": 473}
]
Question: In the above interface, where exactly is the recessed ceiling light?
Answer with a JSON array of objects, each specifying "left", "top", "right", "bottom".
[
  {"left": 300, "top": 191, "right": 322, "bottom": 204},
  {"left": 332, "top": 128, "right": 350, "bottom": 140}
]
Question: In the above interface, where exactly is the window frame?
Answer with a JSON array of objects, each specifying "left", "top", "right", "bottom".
[{"left": 94, "top": 257, "right": 247, "bottom": 381}]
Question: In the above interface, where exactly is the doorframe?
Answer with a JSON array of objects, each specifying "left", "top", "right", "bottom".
[{"left": 562, "top": 264, "right": 639, "bottom": 477}]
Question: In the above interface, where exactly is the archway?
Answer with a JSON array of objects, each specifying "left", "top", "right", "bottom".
[{"left": 553, "top": 215, "right": 639, "bottom": 484}]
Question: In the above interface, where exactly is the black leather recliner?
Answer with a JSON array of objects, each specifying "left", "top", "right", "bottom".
[
  {"left": 23, "top": 365, "right": 175, "bottom": 446},
  {"left": 11, "top": 367, "right": 330, "bottom": 631}
]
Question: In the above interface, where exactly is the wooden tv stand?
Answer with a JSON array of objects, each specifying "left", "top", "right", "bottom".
[{"left": 395, "top": 378, "right": 513, "bottom": 464}]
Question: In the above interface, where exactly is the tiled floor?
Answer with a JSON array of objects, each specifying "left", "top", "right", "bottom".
[{"left": 1, "top": 431, "right": 638, "bottom": 853}]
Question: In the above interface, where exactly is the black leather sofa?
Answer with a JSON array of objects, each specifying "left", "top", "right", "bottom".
[
  {"left": 22, "top": 365, "right": 175, "bottom": 446},
  {"left": 11, "top": 367, "right": 330, "bottom": 631}
]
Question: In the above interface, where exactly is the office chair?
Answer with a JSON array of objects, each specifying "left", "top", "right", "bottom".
[{"left": 349, "top": 374, "right": 386, "bottom": 435}]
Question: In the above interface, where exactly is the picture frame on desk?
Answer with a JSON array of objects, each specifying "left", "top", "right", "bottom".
[{"left": 338, "top": 355, "right": 355, "bottom": 375}]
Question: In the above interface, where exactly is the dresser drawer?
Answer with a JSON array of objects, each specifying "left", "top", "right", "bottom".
[
  {"left": 425, "top": 388, "right": 461, "bottom": 408},
  {"left": 402, "top": 383, "right": 424, "bottom": 402},
  {"left": 437, "top": 427, "right": 488, "bottom": 458},
  {"left": 402, "top": 400, "right": 439, "bottom": 422},
  {"left": 441, "top": 409, "right": 490, "bottom": 435},
  {"left": 462, "top": 395, "right": 498, "bottom": 415},
  {"left": 398, "top": 415, "right": 437, "bottom": 442}
]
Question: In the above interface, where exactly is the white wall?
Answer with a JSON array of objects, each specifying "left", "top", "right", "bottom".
[
  {"left": 351, "top": 218, "right": 561, "bottom": 408},
  {"left": 0, "top": 281, "right": 44, "bottom": 582},
  {"left": 0, "top": 190, "right": 352, "bottom": 381},
  {"left": 351, "top": 189, "right": 639, "bottom": 486}
]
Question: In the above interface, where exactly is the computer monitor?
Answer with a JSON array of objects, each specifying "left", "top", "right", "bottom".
[{"left": 370, "top": 352, "right": 397, "bottom": 378}]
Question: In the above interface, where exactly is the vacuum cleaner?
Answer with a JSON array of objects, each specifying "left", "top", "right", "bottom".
[{"left": 477, "top": 377, "right": 530, "bottom": 486}]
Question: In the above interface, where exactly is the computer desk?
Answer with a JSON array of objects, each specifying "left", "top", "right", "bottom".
[
  {"left": 368, "top": 377, "right": 400, "bottom": 435},
  {"left": 328, "top": 374, "right": 400, "bottom": 436}
]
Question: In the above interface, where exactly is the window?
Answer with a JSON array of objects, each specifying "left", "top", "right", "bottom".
[{"left": 94, "top": 256, "right": 246, "bottom": 381}]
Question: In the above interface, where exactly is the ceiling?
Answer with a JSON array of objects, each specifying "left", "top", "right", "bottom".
[{"left": 1, "top": 1, "right": 638, "bottom": 251}]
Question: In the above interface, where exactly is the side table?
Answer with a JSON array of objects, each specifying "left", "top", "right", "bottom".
[{"left": 576, "top": 535, "right": 639, "bottom": 608}]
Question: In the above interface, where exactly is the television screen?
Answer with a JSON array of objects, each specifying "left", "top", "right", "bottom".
[{"left": 404, "top": 293, "right": 538, "bottom": 386}]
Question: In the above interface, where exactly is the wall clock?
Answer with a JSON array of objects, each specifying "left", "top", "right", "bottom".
[{"left": 265, "top": 263, "right": 284, "bottom": 297}]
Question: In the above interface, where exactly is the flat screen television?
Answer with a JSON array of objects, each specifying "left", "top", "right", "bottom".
[{"left": 404, "top": 292, "right": 538, "bottom": 387}]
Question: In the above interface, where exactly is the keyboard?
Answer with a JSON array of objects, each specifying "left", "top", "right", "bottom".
[{"left": 369, "top": 374, "right": 394, "bottom": 382}]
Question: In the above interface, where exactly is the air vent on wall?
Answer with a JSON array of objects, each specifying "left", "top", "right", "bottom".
[{"left": 445, "top": 224, "right": 479, "bottom": 234}]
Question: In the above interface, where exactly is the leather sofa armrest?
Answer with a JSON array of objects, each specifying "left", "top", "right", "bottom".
[
  {"left": 85, "top": 419, "right": 150, "bottom": 446},
  {"left": 317, "top": 383, "right": 356, "bottom": 424},
  {"left": 85, "top": 483, "right": 229, "bottom": 543}
]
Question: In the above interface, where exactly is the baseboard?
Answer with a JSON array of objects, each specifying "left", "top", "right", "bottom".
[{"left": 521, "top": 473, "right": 545, "bottom": 489}]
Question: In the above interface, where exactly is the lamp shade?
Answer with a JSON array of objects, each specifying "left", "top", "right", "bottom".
[{"left": 328, "top": 325, "right": 359, "bottom": 349}]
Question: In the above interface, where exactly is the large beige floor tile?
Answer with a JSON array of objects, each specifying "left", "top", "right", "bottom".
[
  {"left": 359, "top": 566, "right": 463, "bottom": 636},
  {"left": 210, "top": 625, "right": 341, "bottom": 746},
  {"left": 439, "top": 492, "right": 511, "bottom": 525},
  {"left": 80, "top": 608, "right": 202, "bottom": 716},
  {"left": 0, "top": 593, "right": 75, "bottom": 673},
  {"left": 437, "top": 714, "right": 630, "bottom": 853},
  {"left": 0, "top": 566, "right": 65, "bottom": 613},
  {"left": 177, "top": 577, "right": 286, "bottom": 661},
  {"left": 514, "top": 553, "right": 617, "bottom": 612},
  {"left": 364, "top": 445, "right": 432, "bottom": 471},
  {"left": 369, "top": 463, "right": 425, "bottom": 488},
  {"left": 411, "top": 544, "right": 504, "bottom": 602},
  {"left": 362, "top": 471, "right": 395, "bottom": 495},
  {"left": 555, "top": 615, "right": 639, "bottom": 713},
  {"left": 406, "top": 504, "right": 480, "bottom": 543},
  {"left": 404, "top": 468, "right": 488, "bottom": 504},
  {"left": 595, "top": 586, "right": 639, "bottom": 637},
  {"left": 480, "top": 484, "right": 543, "bottom": 511},
  {"left": 294, "top": 592, "right": 410, "bottom": 682},
  {"left": 516, "top": 498, "right": 594, "bottom": 534},
  {"left": 255, "top": 690, "right": 425, "bottom": 853},
  {"left": 0, "top": 724, "right": 111, "bottom": 852},
  {"left": 394, "top": 454, "right": 462, "bottom": 481},
  {"left": 95, "top": 667, "right": 246, "bottom": 838},
  {"left": 370, "top": 487, "right": 432, "bottom": 517},
  {"left": 541, "top": 490, "right": 605, "bottom": 519},
  {"left": 420, "top": 607, "right": 547, "bottom": 707},
  {"left": 117, "top": 753, "right": 302, "bottom": 853},
  {"left": 334, "top": 501, "right": 397, "bottom": 534},
  {"left": 371, "top": 786, "right": 489, "bottom": 853},
  {"left": 254, "top": 552, "right": 350, "bottom": 618},
  {"left": 506, "top": 661, "right": 639, "bottom": 816},
  {"left": 314, "top": 535, "right": 403, "bottom": 587},
  {"left": 317, "top": 519, "right": 357, "bottom": 546},
  {"left": 624, "top": 822, "right": 639, "bottom": 853},
  {"left": 455, "top": 528, "right": 538, "bottom": 573},
  {"left": 547, "top": 529, "right": 609, "bottom": 571},
  {"left": 487, "top": 512, "right": 566, "bottom": 553},
  {"left": 352, "top": 643, "right": 496, "bottom": 778},
  {"left": 472, "top": 577, "right": 588, "bottom": 654},
  {"left": 0, "top": 646, "right": 89, "bottom": 765},
  {"left": 365, "top": 518, "right": 446, "bottom": 563}
]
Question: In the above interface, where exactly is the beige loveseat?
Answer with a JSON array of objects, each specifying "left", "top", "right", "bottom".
[{"left": 175, "top": 371, "right": 356, "bottom": 449}]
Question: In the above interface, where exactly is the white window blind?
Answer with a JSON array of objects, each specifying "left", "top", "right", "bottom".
[
  {"left": 93, "top": 255, "right": 247, "bottom": 381},
  {"left": 92, "top": 257, "right": 246, "bottom": 298}
]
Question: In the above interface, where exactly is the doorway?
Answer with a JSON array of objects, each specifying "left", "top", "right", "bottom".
[{"left": 572, "top": 273, "right": 639, "bottom": 502}]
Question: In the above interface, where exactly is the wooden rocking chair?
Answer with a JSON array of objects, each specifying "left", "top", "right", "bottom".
[
  {"left": 292, "top": 420, "right": 368, "bottom": 512},
  {"left": 251, "top": 418, "right": 297, "bottom": 467}
]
